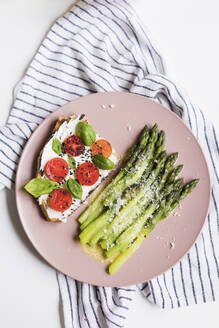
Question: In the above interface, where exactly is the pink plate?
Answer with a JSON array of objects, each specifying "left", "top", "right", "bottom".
[{"left": 15, "top": 92, "right": 210, "bottom": 287}]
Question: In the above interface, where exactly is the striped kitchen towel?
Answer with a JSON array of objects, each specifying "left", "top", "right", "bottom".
[{"left": 0, "top": 0, "right": 218, "bottom": 327}]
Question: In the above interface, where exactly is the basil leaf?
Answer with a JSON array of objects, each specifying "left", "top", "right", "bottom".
[
  {"left": 92, "top": 154, "right": 115, "bottom": 170},
  {"left": 52, "top": 138, "right": 62, "bottom": 155},
  {"left": 66, "top": 178, "right": 83, "bottom": 200},
  {"left": 76, "top": 121, "right": 96, "bottom": 146},
  {"left": 24, "top": 178, "right": 59, "bottom": 197},
  {"left": 67, "top": 155, "right": 76, "bottom": 170}
]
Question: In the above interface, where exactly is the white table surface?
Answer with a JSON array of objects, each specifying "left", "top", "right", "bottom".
[{"left": 0, "top": 1, "right": 218, "bottom": 327}]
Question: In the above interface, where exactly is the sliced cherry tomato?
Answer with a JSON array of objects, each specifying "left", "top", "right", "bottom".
[
  {"left": 44, "top": 157, "right": 69, "bottom": 183},
  {"left": 48, "top": 188, "right": 72, "bottom": 212},
  {"left": 91, "top": 139, "right": 112, "bottom": 158},
  {"left": 63, "top": 135, "right": 85, "bottom": 157},
  {"left": 75, "top": 162, "right": 99, "bottom": 186}
]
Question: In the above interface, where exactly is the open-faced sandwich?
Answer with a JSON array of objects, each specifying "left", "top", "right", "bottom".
[{"left": 24, "top": 114, "right": 119, "bottom": 222}]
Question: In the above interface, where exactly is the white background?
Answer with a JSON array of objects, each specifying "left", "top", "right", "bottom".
[{"left": 0, "top": 1, "right": 218, "bottom": 327}]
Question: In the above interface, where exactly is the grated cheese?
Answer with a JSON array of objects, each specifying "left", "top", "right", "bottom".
[
  {"left": 126, "top": 124, "right": 132, "bottom": 132},
  {"left": 170, "top": 241, "right": 175, "bottom": 249}
]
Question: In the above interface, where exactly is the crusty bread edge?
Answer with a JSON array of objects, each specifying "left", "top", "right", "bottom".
[{"left": 37, "top": 115, "right": 120, "bottom": 223}]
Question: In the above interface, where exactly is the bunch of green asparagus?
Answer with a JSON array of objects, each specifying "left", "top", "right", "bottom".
[{"left": 77, "top": 124, "right": 199, "bottom": 274}]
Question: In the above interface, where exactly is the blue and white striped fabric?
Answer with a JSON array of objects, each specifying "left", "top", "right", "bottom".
[{"left": 1, "top": 0, "right": 218, "bottom": 327}]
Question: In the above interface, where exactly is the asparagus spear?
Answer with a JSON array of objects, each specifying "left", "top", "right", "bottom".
[
  {"left": 84, "top": 154, "right": 162, "bottom": 247},
  {"left": 80, "top": 160, "right": 154, "bottom": 232},
  {"left": 105, "top": 178, "right": 184, "bottom": 259},
  {"left": 94, "top": 131, "right": 165, "bottom": 231},
  {"left": 101, "top": 165, "right": 183, "bottom": 251},
  {"left": 87, "top": 160, "right": 156, "bottom": 246},
  {"left": 89, "top": 195, "right": 143, "bottom": 248},
  {"left": 142, "top": 179, "right": 199, "bottom": 237},
  {"left": 81, "top": 151, "right": 166, "bottom": 247},
  {"left": 98, "top": 151, "right": 167, "bottom": 249},
  {"left": 80, "top": 126, "right": 160, "bottom": 230},
  {"left": 108, "top": 179, "right": 199, "bottom": 275},
  {"left": 78, "top": 126, "right": 150, "bottom": 226},
  {"left": 108, "top": 232, "right": 145, "bottom": 275},
  {"left": 104, "top": 125, "right": 162, "bottom": 207},
  {"left": 166, "top": 165, "right": 183, "bottom": 184},
  {"left": 79, "top": 208, "right": 116, "bottom": 244},
  {"left": 100, "top": 152, "right": 178, "bottom": 250},
  {"left": 154, "top": 130, "right": 166, "bottom": 159}
]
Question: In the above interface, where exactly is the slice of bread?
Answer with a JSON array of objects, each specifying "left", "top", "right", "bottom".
[{"left": 36, "top": 114, "right": 119, "bottom": 222}]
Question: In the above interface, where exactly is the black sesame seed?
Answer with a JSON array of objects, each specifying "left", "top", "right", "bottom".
[{"left": 79, "top": 114, "right": 85, "bottom": 120}]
